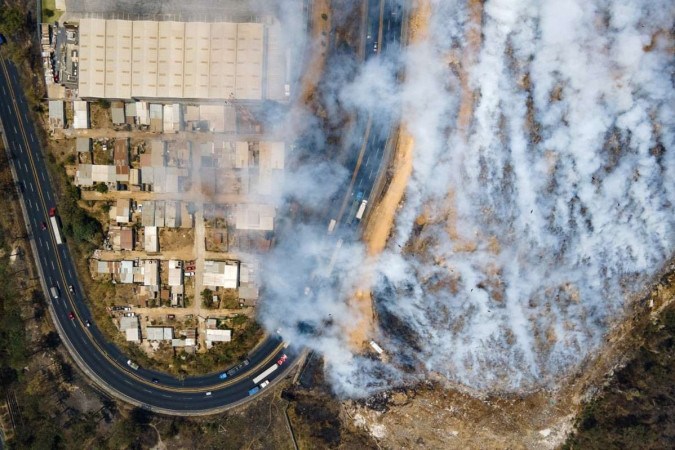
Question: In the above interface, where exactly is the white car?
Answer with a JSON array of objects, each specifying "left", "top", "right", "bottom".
[
  {"left": 260, "top": 380, "right": 270, "bottom": 389},
  {"left": 205, "top": 391, "right": 212, "bottom": 396}
]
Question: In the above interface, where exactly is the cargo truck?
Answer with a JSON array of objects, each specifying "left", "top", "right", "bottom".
[
  {"left": 355, "top": 200, "right": 368, "bottom": 220},
  {"left": 252, "top": 364, "right": 278, "bottom": 385},
  {"left": 48, "top": 207, "right": 63, "bottom": 245}
]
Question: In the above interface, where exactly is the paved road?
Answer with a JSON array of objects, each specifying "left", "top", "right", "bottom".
[
  {"left": 0, "top": 57, "right": 295, "bottom": 414},
  {"left": 329, "top": 0, "right": 403, "bottom": 232}
]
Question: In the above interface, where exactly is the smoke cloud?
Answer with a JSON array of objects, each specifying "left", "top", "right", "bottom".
[{"left": 258, "top": 0, "right": 674, "bottom": 397}]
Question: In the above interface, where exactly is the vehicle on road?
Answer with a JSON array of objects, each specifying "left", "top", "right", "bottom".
[
  {"left": 152, "top": 378, "right": 159, "bottom": 384},
  {"left": 67, "top": 311, "right": 75, "bottom": 320},
  {"left": 253, "top": 364, "right": 279, "bottom": 385},
  {"left": 48, "top": 207, "right": 63, "bottom": 245},
  {"left": 277, "top": 354, "right": 288, "bottom": 366},
  {"left": 84, "top": 320, "right": 91, "bottom": 328},
  {"left": 248, "top": 386, "right": 260, "bottom": 396},
  {"left": 356, "top": 200, "right": 368, "bottom": 220},
  {"left": 327, "top": 219, "right": 337, "bottom": 234},
  {"left": 205, "top": 391, "right": 212, "bottom": 396},
  {"left": 226, "top": 359, "right": 250, "bottom": 377},
  {"left": 68, "top": 285, "right": 74, "bottom": 293},
  {"left": 219, "top": 372, "right": 228, "bottom": 380},
  {"left": 126, "top": 360, "right": 139, "bottom": 370},
  {"left": 123, "top": 312, "right": 135, "bottom": 317},
  {"left": 50, "top": 286, "right": 59, "bottom": 299},
  {"left": 41, "top": 221, "right": 47, "bottom": 230},
  {"left": 260, "top": 380, "right": 270, "bottom": 389}
]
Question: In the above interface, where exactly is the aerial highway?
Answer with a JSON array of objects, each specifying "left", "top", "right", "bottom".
[{"left": 0, "top": 56, "right": 295, "bottom": 414}]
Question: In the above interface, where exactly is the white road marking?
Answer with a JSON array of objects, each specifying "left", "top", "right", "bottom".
[
  {"left": 5, "top": 104, "right": 9, "bottom": 113},
  {"left": 37, "top": 238, "right": 42, "bottom": 247},
  {"left": 23, "top": 161, "right": 28, "bottom": 171},
  {"left": 41, "top": 171, "right": 46, "bottom": 182},
  {"left": 67, "top": 268, "right": 73, "bottom": 278},
  {"left": 29, "top": 182, "right": 34, "bottom": 192},
  {"left": 13, "top": 125, "right": 17, "bottom": 134},
  {"left": 1, "top": 85, "right": 5, "bottom": 95},
  {"left": 45, "top": 240, "right": 50, "bottom": 251},
  {"left": 45, "top": 190, "right": 51, "bottom": 200},
  {"left": 16, "top": 144, "right": 22, "bottom": 154},
  {"left": 29, "top": 133, "right": 34, "bottom": 143},
  {"left": 27, "top": 198, "right": 32, "bottom": 208},
  {"left": 51, "top": 260, "right": 55, "bottom": 270}
]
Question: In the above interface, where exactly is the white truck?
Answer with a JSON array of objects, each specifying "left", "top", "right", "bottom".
[
  {"left": 355, "top": 200, "right": 368, "bottom": 220},
  {"left": 48, "top": 207, "right": 63, "bottom": 245},
  {"left": 252, "top": 364, "right": 278, "bottom": 385}
]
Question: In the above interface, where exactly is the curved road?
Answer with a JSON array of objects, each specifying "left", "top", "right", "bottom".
[
  {"left": 0, "top": 0, "right": 402, "bottom": 414},
  {"left": 0, "top": 57, "right": 296, "bottom": 414}
]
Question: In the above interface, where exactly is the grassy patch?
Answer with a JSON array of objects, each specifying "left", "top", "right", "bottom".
[{"left": 41, "top": 0, "right": 64, "bottom": 24}]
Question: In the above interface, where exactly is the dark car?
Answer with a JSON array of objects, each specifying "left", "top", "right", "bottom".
[
  {"left": 84, "top": 320, "right": 91, "bottom": 328},
  {"left": 152, "top": 378, "right": 159, "bottom": 384},
  {"left": 41, "top": 221, "right": 47, "bottom": 230},
  {"left": 67, "top": 311, "right": 75, "bottom": 320}
]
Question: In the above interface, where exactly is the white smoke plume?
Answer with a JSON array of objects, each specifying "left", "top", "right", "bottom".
[{"left": 258, "top": 0, "right": 674, "bottom": 397}]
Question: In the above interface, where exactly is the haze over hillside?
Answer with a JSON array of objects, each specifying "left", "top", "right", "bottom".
[{"left": 257, "top": 0, "right": 674, "bottom": 397}]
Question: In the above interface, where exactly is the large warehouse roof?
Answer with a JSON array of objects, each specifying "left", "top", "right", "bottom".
[{"left": 78, "top": 18, "right": 278, "bottom": 101}]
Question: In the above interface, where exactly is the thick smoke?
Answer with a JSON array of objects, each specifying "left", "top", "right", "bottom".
[{"left": 258, "top": 0, "right": 674, "bottom": 397}]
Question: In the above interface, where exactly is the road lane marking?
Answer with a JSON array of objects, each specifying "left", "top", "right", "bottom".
[
  {"left": 51, "top": 260, "right": 56, "bottom": 270},
  {"left": 1, "top": 85, "right": 5, "bottom": 95},
  {"left": 27, "top": 198, "right": 32, "bottom": 208},
  {"left": 13, "top": 125, "right": 17, "bottom": 134},
  {"left": 45, "top": 189, "right": 50, "bottom": 200},
  {"left": 29, "top": 182, "right": 34, "bottom": 192},
  {"left": 45, "top": 240, "right": 50, "bottom": 251},
  {"left": 23, "top": 161, "right": 28, "bottom": 171},
  {"left": 29, "top": 133, "right": 34, "bottom": 143},
  {"left": 37, "top": 238, "right": 42, "bottom": 248},
  {"left": 41, "top": 171, "right": 46, "bottom": 182},
  {"left": 16, "top": 144, "right": 22, "bottom": 154}
]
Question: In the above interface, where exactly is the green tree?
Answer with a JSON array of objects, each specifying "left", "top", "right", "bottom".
[
  {"left": 0, "top": 7, "right": 25, "bottom": 36},
  {"left": 95, "top": 183, "right": 109, "bottom": 193},
  {"left": 201, "top": 288, "right": 214, "bottom": 308}
]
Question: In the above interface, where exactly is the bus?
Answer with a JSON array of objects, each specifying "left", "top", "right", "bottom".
[{"left": 49, "top": 207, "right": 63, "bottom": 245}]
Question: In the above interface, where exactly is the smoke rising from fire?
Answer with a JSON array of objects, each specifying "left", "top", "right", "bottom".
[{"left": 257, "top": 0, "right": 674, "bottom": 397}]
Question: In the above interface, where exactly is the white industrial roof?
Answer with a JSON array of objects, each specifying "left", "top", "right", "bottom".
[
  {"left": 147, "top": 326, "right": 173, "bottom": 341},
  {"left": 235, "top": 204, "right": 275, "bottom": 231},
  {"left": 168, "top": 259, "right": 183, "bottom": 286},
  {"left": 78, "top": 19, "right": 106, "bottom": 98},
  {"left": 203, "top": 260, "right": 239, "bottom": 289},
  {"left": 144, "top": 226, "right": 158, "bottom": 253},
  {"left": 78, "top": 19, "right": 268, "bottom": 100},
  {"left": 105, "top": 20, "right": 133, "bottom": 99},
  {"left": 205, "top": 329, "right": 231, "bottom": 342}
]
